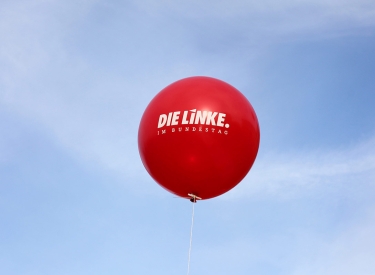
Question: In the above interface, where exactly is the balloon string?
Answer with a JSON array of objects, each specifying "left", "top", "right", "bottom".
[{"left": 187, "top": 201, "right": 195, "bottom": 275}]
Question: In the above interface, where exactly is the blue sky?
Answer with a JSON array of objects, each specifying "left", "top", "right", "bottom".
[{"left": 1, "top": 0, "right": 375, "bottom": 274}]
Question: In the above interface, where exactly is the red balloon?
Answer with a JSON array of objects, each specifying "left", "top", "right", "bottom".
[{"left": 138, "top": 76, "right": 260, "bottom": 200}]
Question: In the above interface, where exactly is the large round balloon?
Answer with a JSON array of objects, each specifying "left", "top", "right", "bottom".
[{"left": 138, "top": 76, "right": 260, "bottom": 200}]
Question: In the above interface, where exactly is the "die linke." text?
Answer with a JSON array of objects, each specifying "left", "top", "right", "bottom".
[{"left": 157, "top": 109, "right": 230, "bottom": 129}]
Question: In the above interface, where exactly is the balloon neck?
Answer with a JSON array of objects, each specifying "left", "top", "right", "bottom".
[{"left": 188, "top": 193, "right": 202, "bottom": 203}]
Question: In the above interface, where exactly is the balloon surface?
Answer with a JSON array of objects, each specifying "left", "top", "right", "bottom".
[{"left": 138, "top": 76, "right": 260, "bottom": 200}]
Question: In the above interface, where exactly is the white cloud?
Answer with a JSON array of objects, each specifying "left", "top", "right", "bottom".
[
  {"left": 226, "top": 135, "right": 375, "bottom": 200},
  {"left": 292, "top": 208, "right": 375, "bottom": 275},
  {"left": 192, "top": 201, "right": 375, "bottom": 275},
  {"left": 0, "top": 0, "right": 238, "bottom": 180},
  {"left": 0, "top": 0, "right": 94, "bottom": 74},
  {"left": 0, "top": 0, "right": 374, "bottom": 187},
  {"left": 136, "top": 0, "right": 375, "bottom": 38},
  {"left": 136, "top": 0, "right": 375, "bottom": 19},
  {"left": 0, "top": 0, "right": 142, "bottom": 175}
]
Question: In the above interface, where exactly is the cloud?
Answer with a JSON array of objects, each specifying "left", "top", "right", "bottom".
[
  {"left": 0, "top": 1, "right": 137, "bottom": 178},
  {"left": 226, "top": 135, "right": 375, "bottom": 200},
  {"left": 0, "top": 0, "right": 374, "bottom": 188},
  {"left": 192, "top": 197, "right": 375, "bottom": 275},
  {"left": 0, "top": 0, "right": 94, "bottom": 75},
  {"left": 291, "top": 207, "right": 375, "bottom": 275},
  {"left": 136, "top": 0, "right": 375, "bottom": 20},
  {"left": 0, "top": 0, "right": 241, "bottom": 180},
  {"left": 135, "top": 0, "right": 375, "bottom": 41}
]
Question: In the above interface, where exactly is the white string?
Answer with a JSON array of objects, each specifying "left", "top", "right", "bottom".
[{"left": 187, "top": 201, "right": 195, "bottom": 275}]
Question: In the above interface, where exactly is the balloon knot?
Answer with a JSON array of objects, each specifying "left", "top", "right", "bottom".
[{"left": 188, "top": 193, "right": 202, "bottom": 203}]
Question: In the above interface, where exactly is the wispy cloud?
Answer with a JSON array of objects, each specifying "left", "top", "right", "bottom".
[
  {"left": 1, "top": 0, "right": 374, "bottom": 187},
  {"left": 136, "top": 0, "right": 375, "bottom": 40},
  {"left": 194, "top": 195, "right": 375, "bottom": 274},
  {"left": 226, "top": 135, "right": 375, "bottom": 200},
  {"left": 292, "top": 207, "right": 375, "bottom": 275}
]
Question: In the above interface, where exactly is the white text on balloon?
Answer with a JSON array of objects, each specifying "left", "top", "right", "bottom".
[{"left": 157, "top": 110, "right": 229, "bottom": 128}]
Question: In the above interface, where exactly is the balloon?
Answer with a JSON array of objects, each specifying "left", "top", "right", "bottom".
[{"left": 138, "top": 76, "right": 260, "bottom": 200}]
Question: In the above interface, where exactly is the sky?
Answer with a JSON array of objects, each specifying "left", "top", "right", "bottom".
[{"left": 1, "top": 0, "right": 375, "bottom": 274}]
